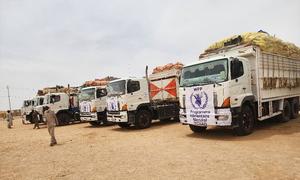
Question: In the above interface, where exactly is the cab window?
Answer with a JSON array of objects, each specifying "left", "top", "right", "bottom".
[
  {"left": 96, "top": 89, "right": 107, "bottom": 98},
  {"left": 50, "top": 95, "right": 60, "bottom": 103},
  {"left": 231, "top": 59, "right": 244, "bottom": 79},
  {"left": 127, "top": 80, "right": 140, "bottom": 93}
]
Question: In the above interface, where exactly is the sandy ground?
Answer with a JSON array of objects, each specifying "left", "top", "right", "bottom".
[{"left": 0, "top": 117, "right": 300, "bottom": 180}]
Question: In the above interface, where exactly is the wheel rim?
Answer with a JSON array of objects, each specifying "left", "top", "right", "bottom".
[
  {"left": 140, "top": 113, "right": 149, "bottom": 127},
  {"left": 284, "top": 104, "right": 289, "bottom": 117}
]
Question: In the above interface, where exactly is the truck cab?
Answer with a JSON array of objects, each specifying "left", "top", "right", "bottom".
[
  {"left": 79, "top": 86, "right": 108, "bottom": 126},
  {"left": 43, "top": 92, "right": 80, "bottom": 125},
  {"left": 33, "top": 96, "right": 45, "bottom": 123},
  {"left": 106, "top": 78, "right": 150, "bottom": 127},
  {"left": 179, "top": 56, "right": 252, "bottom": 134},
  {"left": 21, "top": 99, "right": 34, "bottom": 123}
]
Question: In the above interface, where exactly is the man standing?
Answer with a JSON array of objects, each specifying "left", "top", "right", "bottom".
[
  {"left": 44, "top": 106, "right": 58, "bottom": 146},
  {"left": 6, "top": 110, "right": 13, "bottom": 129},
  {"left": 32, "top": 110, "right": 40, "bottom": 129}
]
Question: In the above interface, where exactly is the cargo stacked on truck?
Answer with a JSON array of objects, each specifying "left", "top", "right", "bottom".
[
  {"left": 106, "top": 62, "right": 183, "bottom": 129},
  {"left": 38, "top": 85, "right": 80, "bottom": 125},
  {"left": 79, "top": 76, "right": 118, "bottom": 126},
  {"left": 179, "top": 32, "right": 300, "bottom": 135}
]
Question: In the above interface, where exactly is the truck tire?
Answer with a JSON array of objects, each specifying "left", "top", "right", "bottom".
[
  {"left": 57, "top": 112, "right": 71, "bottom": 126},
  {"left": 233, "top": 105, "right": 255, "bottom": 136},
  {"left": 279, "top": 100, "right": 291, "bottom": 122},
  {"left": 290, "top": 98, "right": 299, "bottom": 119},
  {"left": 189, "top": 125, "right": 207, "bottom": 133},
  {"left": 117, "top": 122, "right": 131, "bottom": 128},
  {"left": 89, "top": 121, "right": 102, "bottom": 126},
  {"left": 135, "top": 110, "right": 152, "bottom": 129}
]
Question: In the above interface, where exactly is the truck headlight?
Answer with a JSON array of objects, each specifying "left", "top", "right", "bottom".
[
  {"left": 121, "top": 104, "right": 128, "bottom": 111},
  {"left": 91, "top": 106, "right": 97, "bottom": 113}
]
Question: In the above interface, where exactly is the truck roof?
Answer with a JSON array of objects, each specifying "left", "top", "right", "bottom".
[
  {"left": 149, "top": 68, "right": 181, "bottom": 80},
  {"left": 109, "top": 77, "right": 144, "bottom": 83},
  {"left": 81, "top": 86, "right": 106, "bottom": 90},
  {"left": 184, "top": 45, "right": 257, "bottom": 68}
]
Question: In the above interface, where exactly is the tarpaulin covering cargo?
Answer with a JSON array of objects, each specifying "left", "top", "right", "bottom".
[
  {"left": 202, "top": 32, "right": 300, "bottom": 59},
  {"left": 152, "top": 62, "right": 184, "bottom": 74},
  {"left": 83, "top": 76, "right": 118, "bottom": 87},
  {"left": 149, "top": 62, "right": 183, "bottom": 102},
  {"left": 37, "top": 86, "right": 78, "bottom": 95}
]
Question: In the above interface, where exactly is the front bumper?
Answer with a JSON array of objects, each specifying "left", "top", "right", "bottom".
[
  {"left": 80, "top": 112, "right": 97, "bottom": 121},
  {"left": 107, "top": 111, "right": 128, "bottom": 123},
  {"left": 180, "top": 108, "right": 232, "bottom": 126}
]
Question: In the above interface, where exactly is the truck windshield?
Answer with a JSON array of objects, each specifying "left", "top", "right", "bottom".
[
  {"left": 23, "top": 101, "right": 31, "bottom": 107},
  {"left": 107, "top": 80, "right": 126, "bottom": 96},
  {"left": 180, "top": 58, "right": 228, "bottom": 87},
  {"left": 79, "top": 88, "right": 95, "bottom": 102}
]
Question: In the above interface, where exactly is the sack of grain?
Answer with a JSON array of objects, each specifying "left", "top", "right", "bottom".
[
  {"left": 203, "top": 32, "right": 300, "bottom": 59},
  {"left": 152, "top": 62, "right": 184, "bottom": 74}
]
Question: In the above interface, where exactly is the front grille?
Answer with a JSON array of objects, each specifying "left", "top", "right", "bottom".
[
  {"left": 81, "top": 112, "right": 91, "bottom": 116},
  {"left": 108, "top": 111, "right": 120, "bottom": 115}
]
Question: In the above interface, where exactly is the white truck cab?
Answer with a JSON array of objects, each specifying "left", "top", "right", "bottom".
[
  {"left": 43, "top": 92, "right": 80, "bottom": 125},
  {"left": 33, "top": 96, "right": 45, "bottom": 122},
  {"left": 180, "top": 45, "right": 300, "bottom": 135},
  {"left": 21, "top": 99, "right": 34, "bottom": 124},
  {"left": 106, "top": 78, "right": 149, "bottom": 126},
  {"left": 79, "top": 86, "right": 109, "bottom": 126},
  {"left": 107, "top": 68, "right": 181, "bottom": 129}
]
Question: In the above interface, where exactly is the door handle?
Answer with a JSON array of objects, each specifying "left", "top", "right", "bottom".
[{"left": 138, "top": 98, "right": 142, "bottom": 100}]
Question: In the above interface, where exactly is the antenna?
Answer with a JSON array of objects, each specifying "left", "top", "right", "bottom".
[{"left": 7, "top": 86, "right": 12, "bottom": 111}]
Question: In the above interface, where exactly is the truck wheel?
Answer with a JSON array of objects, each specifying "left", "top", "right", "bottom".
[
  {"left": 189, "top": 125, "right": 207, "bottom": 133},
  {"left": 117, "top": 122, "right": 131, "bottom": 128},
  {"left": 57, "top": 113, "right": 71, "bottom": 126},
  {"left": 135, "top": 110, "right": 152, "bottom": 129},
  {"left": 279, "top": 100, "right": 291, "bottom": 122},
  {"left": 290, "top": 98, "right": 299, "bottom": 119},
  {"left": 233, "top": 105, "right": 255, "bottom": 136},
  {"left": 89, "top": 121, "right": 102, "bottom": 126}
]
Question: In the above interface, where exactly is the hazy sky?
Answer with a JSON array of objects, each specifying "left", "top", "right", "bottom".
[{"left": 0, "top": 0, "right": 300, "bottom": 110}]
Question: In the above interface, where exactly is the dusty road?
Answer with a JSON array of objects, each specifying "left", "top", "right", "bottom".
[{"left": 0, "top": 117, "right": 300, "bottom": 180}]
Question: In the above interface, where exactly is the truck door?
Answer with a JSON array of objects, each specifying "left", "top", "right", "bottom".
[
  {"left": 229, "top": 58, "right": 251, "bottom": 107},
  {"left": 126, "top": 80, "right": 148, "bottom": 110}
]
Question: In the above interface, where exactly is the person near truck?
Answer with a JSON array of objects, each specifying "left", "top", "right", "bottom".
[
  {"left": 6, "top": 110, "right": 13, "bottom": 129},
  {"left": 43, "top": 106, "right": 58, "bottom": 146},
  {"left": 32, "top": 110, "right": 40, "bottom": 129}
]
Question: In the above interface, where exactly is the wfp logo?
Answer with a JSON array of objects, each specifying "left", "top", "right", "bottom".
[{"left": 190, "top": 88, "right": 208, "bottom": 109}]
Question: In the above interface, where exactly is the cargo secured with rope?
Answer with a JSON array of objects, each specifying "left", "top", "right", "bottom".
[{"left": 203, "top": 32, "right": 300, "bottom": 59}]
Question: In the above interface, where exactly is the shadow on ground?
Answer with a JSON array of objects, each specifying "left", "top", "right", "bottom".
[{"left": 185, "top": 117, "right": 300, "bottom": 141}]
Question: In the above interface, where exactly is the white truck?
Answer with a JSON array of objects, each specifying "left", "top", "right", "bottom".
[
  {"left": 179, "top": 42, "right": 300, "bottom": 135},
  {"left": 106, "top": 68, "right": 181, "bottom": 129},
  {"left": 43, "top": 92, "right": 80, "bottom": 125},
  {"left": 21, "top": 99, "right": 34, "bottom": 124},
  {"left": 79, "top": 86, "right": 109, "bottom": 126}
]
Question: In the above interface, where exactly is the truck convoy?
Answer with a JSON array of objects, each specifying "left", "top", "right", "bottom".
[
  {"left": 179, "top": 32, "right": 300, "bottom": 135},
  {"left": 106, "top": 63, "right": 183, "bottom": 129},
  {"left": 79, "top": 76, "right": 118, "bottom": 126}
]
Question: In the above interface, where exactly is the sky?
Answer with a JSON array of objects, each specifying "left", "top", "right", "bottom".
[{"left": 0, "top": 0, "right": 300, "bottom": 110}]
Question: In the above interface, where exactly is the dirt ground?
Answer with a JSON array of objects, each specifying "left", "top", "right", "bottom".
[{"left": 0, "top": 117, "right": 300, "bottom": 180}]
